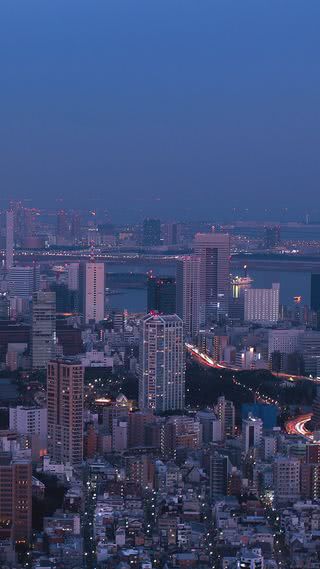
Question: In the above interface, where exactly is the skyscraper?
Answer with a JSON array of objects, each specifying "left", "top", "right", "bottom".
[
  {"left": 264, "top": 225, "right": 281, "bottom": 248},
  {"left": 139, "top": 313, "right": 185, "bottom": 412},
  {"left": 79, "top": 261, "right": 105, "bottom": 323},
  {"left": 6, "top": 210, "right": 14, "bottom": 271},
  {"left": 215, "top": 396, "right": 235, "bottom": 438},
  {"left": 311, "top": 274, "right": 320, "bottom": 329},
  {"left": 47, "top": 359, "right": 84, "bottom": 464},
  {"left": 142, "top": 218, "right": 161, "bottom": 246},
  {"left": 244, "top": 283, "right": 280, "bottom": 324},
  {"left": 31, "top": 291, "right": 56, "bottom": 370},
  {"left": 8, "top": 265, "right": 40, "bottom": 299},
  {"left": 147, "top": 276, "right": 176, "bottom": 314},
  {"left": 176, "top": 255, "right": 200, "bottom": 339},
  {"left": 56, "top": 209, "right": 69, "bottom": 245},
  {"left": 193, "top": 232, "right": 230, "bottom": 326},
  {"left": 0, "top": 454, "right": 32, "bottom": 544}
]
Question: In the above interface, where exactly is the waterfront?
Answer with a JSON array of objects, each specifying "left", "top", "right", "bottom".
[{"left": 106, "top": 263, "right": 312, "bottom": 312}]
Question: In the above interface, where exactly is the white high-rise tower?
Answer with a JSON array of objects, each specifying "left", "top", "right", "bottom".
[
  {"left": 139, "top": 313, "right": 185, "bottom": 412},
  {"left": 176, "top": 255, "right": 200, "bottom": 339},
  {"left": 79, "top": 261, "right": 105, "bottom": 323}
]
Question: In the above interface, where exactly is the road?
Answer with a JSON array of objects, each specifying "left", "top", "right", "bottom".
[
  {"left": 186, "top": 343, "right": 319, "bottom": 383},
  {"left": 285, "top": 412, "right": 313, "bottom": 438}
]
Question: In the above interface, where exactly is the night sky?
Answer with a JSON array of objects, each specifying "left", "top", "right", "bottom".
[{"left": 1, "top": 0, "right": 320, "bottom": 221}]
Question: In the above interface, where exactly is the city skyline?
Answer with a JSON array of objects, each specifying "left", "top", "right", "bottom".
[{"left": 1, "top": 1, "right": 320, "bottom": 221}]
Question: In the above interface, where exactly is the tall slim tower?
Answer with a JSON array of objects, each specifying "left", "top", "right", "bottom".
[
  {"left": 193, "top": 232, "right": 230, "bottom": 326},
  {"left": 47, "top": 359, "right": 84, "bottom": 464},
  {"left": 139, "top": 313, "right": 185, "bottom": 412},
  {"left": 79, "top": 261, "right": 105, "bottom": 323},
  {"left": 32, "top": 291, "right": 56, "bottom": 370},
  {"left": 6, "top": 210, "right": 14, "bottom": 271},
  {"left": 176, "top": 255, "right": 200, "bottom": 339}
]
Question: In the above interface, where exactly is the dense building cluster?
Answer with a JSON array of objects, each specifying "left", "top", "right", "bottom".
[{"left": 0, "top": 207, "right": 320, "bottom": 567}]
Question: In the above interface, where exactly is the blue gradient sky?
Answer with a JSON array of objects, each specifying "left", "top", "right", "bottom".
[{"left": 1, "top": 0, "right": 320, "bottom": 221}]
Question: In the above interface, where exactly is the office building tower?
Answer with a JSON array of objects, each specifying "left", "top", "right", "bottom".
[
  {"left": 242, "top": 414, "right": 263, "bottom": 454},
  {"left": 56, "top": 209, "right": 69, "bottom": 244},
  {"left": 311, "top": 274, "right": 320, "bottom": 312},
  {"left": 273, "top": 457, "right": 300, "bottom": 504},
  {"left": 31, "top": 292, "right": 56, "bottom": 370},
  {"left": 0, "top": 454, "right": 32, "bottom": 544},
  {"left": 244, "top": 283, "right": 280, "bottom": 324},
  {"left": 193, "top": 232, "right": 230, "bottom": 325},
  {"left": 6, "top": 210, "right": 14, "bottom": 271},
  {"left": 8, "top": 265, "right": 40, "bottom": 299},
  {"left": 268, "top": 329, "right": 304, "bottom": 359},
  {"left": 147, "top": 275, "right": 176, "bottom": 314},
  {"left": 162, "top": 222, "right": 179, "bottom": 245},
  {"left": 0, "top": 293, "right": 10, "bottom": 320},
  {"left": 176, "top": 255, "right": 201, "bottom": 339},
  {"left": 67, "top": 263, "right": 80, "bottom": 291},
  {"left": 70, "top": 212, "right": 81, "bottom": 244},
  {"left": 264, "top": 225, "right": 281, "bottom": 248},
  {"left": 50, "top": 282, "right": 78, "bottom": 314},
  {"left": 209, "top": 452, "right": 231, "bottom": 498},
  {"left": 299, "top": 331, "right": 320, "bottom": 377},
  {"left": 139, "top": 314, "right": 185, "bottom": 412},
  {"left": 215, "top": 396, "right": 235, "bottom": 438},
  {"left": 47, "top": 359, "right": 84, "bottom": 464},
  {"left": 143, "top": 218, "right": 161, "bottom": 246},
  {"left": 79, "top": 262, "right": 105, "bottom": 324}
]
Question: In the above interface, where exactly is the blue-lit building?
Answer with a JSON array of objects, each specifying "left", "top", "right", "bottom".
[{"left": 241, "top": 403, "right": 278, "bottom": 429}]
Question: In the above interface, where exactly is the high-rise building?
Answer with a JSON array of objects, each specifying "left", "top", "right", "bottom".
[
  {"left": 47, "top": 359, "right": 84, "bottom": 464},
  {"left": 311, "top": 274, "right": 320, "bottom": 329},
  {"left": 67, "top": 263, "right": 80, "bottom": 291},
  {"left": 0, "top": 293, "right": 10, "bottom": 320},
  {"left": 209, "top": 452, "right": 231, "bottom": 498},
  {"left": 273, "top": 457, "right": 301, "bottom": 504},
  {"left": 264, "top": 225, "right": 281, "bottom": 248},
  {"left": 215, "top": 396, "right": 235, "bottom": 438},
  {"left": 6, "top": 210, "right": 14, "bottom": 271},
  {"left": 70, "top": 212, "right": 81, "bottom": 244},
  {"left": 143, "top": 218, "right": 161, "bottom": 246},
  {"left": 139, "top": 314, "right": 185, "bottom": 412},
  {"left": 8, "top": 265, "right": 40, "bottom": 299},
  {"left": 31, "top": 292, "right": 56, "bottom": 370},
  {"left": 0, "top": 454, "right": 32, "bottom": 543},
  {"left": 193, "top": 232, "right": 230, "bottom": 326},
  {"left": 147, "top": 276, "right": 176, "bottom": 314},
  {"left": 299, "top": 331, "right": 320, "bottom": 377},
  {"left": 176, "top": 255, "right": 200, "bottom": 339},
  {"left": 242, "top": 414, "right": 263, "bottom": 454},
  {"left": 56, "top": 210, "right": 69, "bottom": 245},
  {"left": 244, "top": 283, "right": 280, "bottom": 324},
  {"left": 268, "top": 329, "right": 305, "bottom": 359},
  {"left": 79, "top": 262, "right": 105, "bottom": 324},
  {"left": 311, "top": 274, "right": 320, "bottom": 312}
]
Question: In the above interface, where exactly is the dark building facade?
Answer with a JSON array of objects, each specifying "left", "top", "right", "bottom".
[
  {"left": 147, "top": 276, "right": 176, "bottom": 314},
  {"left": 311, "top": 274, "right": 320, "bottom": 313},
  {"left": 142, "top": 218, "right": 161, "bottom": 246}
]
